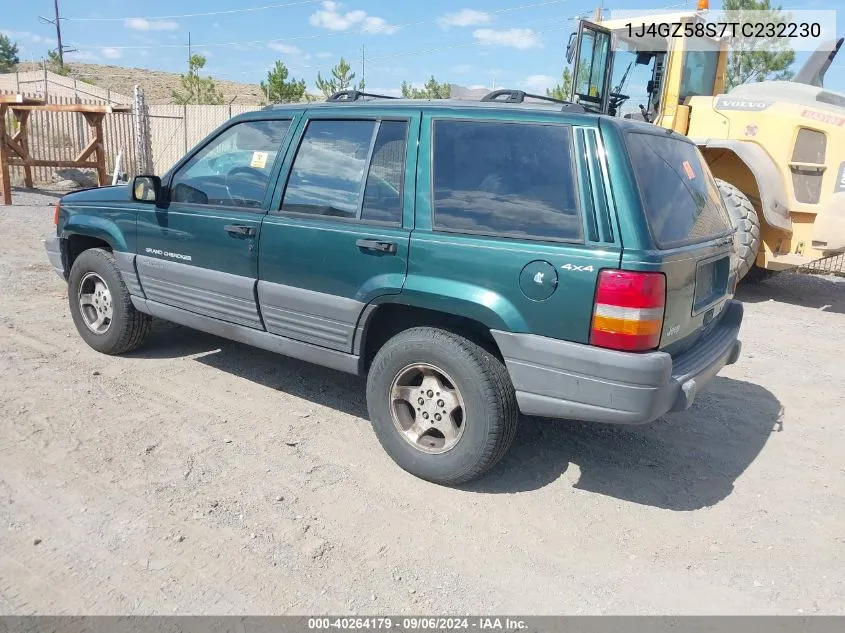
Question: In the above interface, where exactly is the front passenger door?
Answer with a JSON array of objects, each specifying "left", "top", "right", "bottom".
[
  {"left": 135, "top": 117, "right": 294, "bottom": 328},
  {"left": 258, "top": 112, "right": 418, "bottom": 352}
]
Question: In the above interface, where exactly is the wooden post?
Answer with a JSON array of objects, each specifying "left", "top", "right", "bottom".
[
  {"left": 0, "top": 104, "right": 10, "bottom": 205},
  {"left": 14, "top": 110, "right": 33, "bottom": 188},
  {"left": 84, "top": 112, "right": 108, "bottom": 186}
]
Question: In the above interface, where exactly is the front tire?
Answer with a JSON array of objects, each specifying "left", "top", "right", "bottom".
[
  {"left": 715, "top": 178, "right": 760, "bottom": 281},
  {"left": 68, "top": 248, "right": 151, "bottom": 355},
  {"left": 366, "top": 327, "right": 519, "bottom": 485}
]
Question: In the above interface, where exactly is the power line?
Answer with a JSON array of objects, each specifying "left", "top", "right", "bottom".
[
  {"left": 209, "top": 16, "right": 581, "bottom": 77},
  {"left": 63, "top": 0, "right": 323, "bottom": 22},
  {"left": 68, "top": 0, "right": 575, "bottom": 51}
]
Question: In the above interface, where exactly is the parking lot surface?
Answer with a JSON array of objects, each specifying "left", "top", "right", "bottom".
[{"left": 1, "top": 191, "right": 843, "bottom": 614}]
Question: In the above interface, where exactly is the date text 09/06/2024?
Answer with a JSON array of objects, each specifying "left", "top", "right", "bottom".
[
  {"left": 308, "top": 618, "right": 528, "bottom": 630},
  {"left": 626, "top": 21, "right": 822, "bottom": 38}
]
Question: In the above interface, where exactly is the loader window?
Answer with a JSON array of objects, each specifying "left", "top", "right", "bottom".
[
  {"left": 680, "top": 41, "right": 720, "bottom": 100},
  {"left": 574, "top": 25, "right": 612, "bottom": 107}
]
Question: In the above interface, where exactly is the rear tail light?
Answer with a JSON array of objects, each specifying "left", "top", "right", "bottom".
[
  {"left": 590, "top": 270, "right": 666, "bottom": 352},
  {"left": 53, "top": 203, "right": 60, "bottom": 225}
]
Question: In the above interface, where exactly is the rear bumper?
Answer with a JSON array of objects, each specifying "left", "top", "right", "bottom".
[
  {"left": 491, "top": 300, "right": 743, "bottom": 425},
  {"left": 43, "top": 235, "right": 65, "bottom": 279}
]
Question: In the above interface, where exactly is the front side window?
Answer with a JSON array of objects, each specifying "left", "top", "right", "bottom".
[
  {"left": 282, "top": 119, "right": 408, "bottom": 223},
  {"left": 170, "top": 119, "right": 291, "bottom": 209},
  {"left": 432, "top": 120, "right": 581, "bottom": 241}
]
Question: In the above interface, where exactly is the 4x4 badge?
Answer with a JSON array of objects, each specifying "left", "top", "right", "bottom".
[{"left": 560, "top": 264, "right": 595, "bottom": 272}]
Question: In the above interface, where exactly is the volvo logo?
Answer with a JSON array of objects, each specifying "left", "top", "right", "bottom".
[{"left": 715, "top": 99, "right": 771, "bottom": 111}]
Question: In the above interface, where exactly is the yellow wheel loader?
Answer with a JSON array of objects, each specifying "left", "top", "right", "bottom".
[{"left": 568, "top": 9, "right": 845, "bottom": 281}]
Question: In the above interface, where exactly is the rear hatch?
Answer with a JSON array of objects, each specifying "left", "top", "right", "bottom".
[{"left": 623, "top": 129, "right": 735, "bottom": 355}]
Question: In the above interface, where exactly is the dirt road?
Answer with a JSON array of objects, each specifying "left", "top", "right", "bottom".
[{"left": 1, "top": 191, "right": 844, "bottom": 615}]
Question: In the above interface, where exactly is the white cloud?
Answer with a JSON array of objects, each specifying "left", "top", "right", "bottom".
[
  {"left": 316, "top": 51, "right": 333, "bottom": 58},
  {"left": 66, "top": 50, "right": 101, "bottom": 62},
  {"left": 101, "top": 47, "right": 122, "bottom": 59},
  {"left": 309, "top": 1, "right": 396, "bottom": 34},
  {"left": 268, "top": 42, "right": 303, "bottom": 56},
  {"left": 523, "top": 74, "right": 556, "bottom": 93},
  {"left": 124, "top": 18, "right": 179, "bottom": 31},
  {"left": 438, "top": 9, "right": 492, "bottom": 29},
  {"left": 362, "top": 16, "right": 397, "bottom": 34},
  {"left": 472, "top": 28, "right": 541, "bottom": 50},
  {"left": 2, "top": 30, "right": 53, "bottom": 44}
]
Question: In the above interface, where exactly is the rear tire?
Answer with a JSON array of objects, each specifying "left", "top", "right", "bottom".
[
  {"left": 715, "top": 178, "right": 760, "bottom": 281},
  {"left": 366, "top": 327, "right": 518, "bottom": 485},
  {"left": 68, "top": 248, "right": 152, "bottom": 355}
]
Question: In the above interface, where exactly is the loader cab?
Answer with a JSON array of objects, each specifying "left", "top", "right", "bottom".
[{"left": 567, "top": 12, "right": 727, "bottom": 132}]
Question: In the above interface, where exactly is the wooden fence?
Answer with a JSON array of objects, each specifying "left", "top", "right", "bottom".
[{"left": 1, "top": 90, "right": 137, "bottom": 184}]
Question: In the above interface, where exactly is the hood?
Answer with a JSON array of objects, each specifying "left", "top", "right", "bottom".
[
  {"left": 61, "top": 184, "right": 130, "bottom": 205},
  {"left": 726, "top": 80, "right": 845, "bottom": 114}
]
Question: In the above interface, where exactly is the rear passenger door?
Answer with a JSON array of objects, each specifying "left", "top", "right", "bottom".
[
  {"left": 258, "top": 109, "right": 419, "bottom": 352},
  {"left": 406, "top": 112, "right": 621, "bottom": 344}
]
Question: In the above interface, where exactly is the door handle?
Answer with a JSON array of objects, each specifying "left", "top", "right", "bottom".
[
  {"left": 355, "top": 239, "right": 397, "bottom": 254},
  {"left": 224, "top": 224, "right": 256, "bottom": 237}
]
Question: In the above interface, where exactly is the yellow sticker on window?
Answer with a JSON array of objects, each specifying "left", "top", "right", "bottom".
[
  {"left": 250, "top": 151, "right": 269, "bottom": 169},
  {"left": 589, "top": 85, "right": 598, "bottom": 97}
]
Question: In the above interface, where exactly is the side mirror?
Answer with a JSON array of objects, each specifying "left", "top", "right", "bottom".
[
  {"left": 566, "top": 32, "right": 576, "bottom": 64},
  {"left": 132, "top": 175, "right": 161, "bottom": 203}
]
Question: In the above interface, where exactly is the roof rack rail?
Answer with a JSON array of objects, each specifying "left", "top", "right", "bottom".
[
  {"left": 480, "top": 89, "right": 586, "bottom": 112},
  {"left": 327, "top": 90, "right": 398, "bottom": 102}
]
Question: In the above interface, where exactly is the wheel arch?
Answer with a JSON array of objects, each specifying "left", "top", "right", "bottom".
[
  {"left": 354, "top": 299, "right": 508, "bottom": 370},
  {"left": 61, "top": 233, "right": 114, "bottom": 277},
  {"left": 695, "top": 139, "right": 792, "bottom": 233}
]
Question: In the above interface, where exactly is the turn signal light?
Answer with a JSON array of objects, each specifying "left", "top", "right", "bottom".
[{"left": 590, "top": 270, "right": 666, "bottom": 352}]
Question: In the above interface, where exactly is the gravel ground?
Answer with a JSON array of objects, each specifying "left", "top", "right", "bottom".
[{"left": 1, "top": 189, "right": 844, "bottom": 615}]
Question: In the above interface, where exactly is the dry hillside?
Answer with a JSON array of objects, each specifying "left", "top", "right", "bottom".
[{"left": 18, "top": 61, "right": 265, "bottom": 105}]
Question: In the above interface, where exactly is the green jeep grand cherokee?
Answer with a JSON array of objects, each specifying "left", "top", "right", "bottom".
[{"left": 44, "top": 90, "right": 743, "bottom": 485}]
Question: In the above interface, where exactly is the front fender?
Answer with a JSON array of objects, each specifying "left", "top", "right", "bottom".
[
  {"left": 694, "top": 138, "right": 792, "bottom": 233},
  {"left": 62, "top": 213, "right": 130, "bottom": 252}
]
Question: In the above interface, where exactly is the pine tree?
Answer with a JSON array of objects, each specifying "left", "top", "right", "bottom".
[
  {"left": 401, "top": 76, "right": 451, "bottom": 99},
  {"left": 315, "top": 57, "right": 362, "bottom": 99},
  {"left": 171, "top": 54, "right": 224, "bottom": 105},
  {"left": 0, "top": 35, "right": 20, "bottom": 73},
  {"left": 260, "top": 60, "right": 307, "bottom": 104}
]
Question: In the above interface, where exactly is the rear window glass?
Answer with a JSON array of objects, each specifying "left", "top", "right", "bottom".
[
  {"left": 626, "top": 132, "right": 731, "bottom": 247},
  {"left": 432, "top": 120, "right": 581, "bottom": 241}
]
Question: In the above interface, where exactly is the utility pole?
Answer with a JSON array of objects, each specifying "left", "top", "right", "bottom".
[
  {"left": 188, "top": 31, "right": 192, "bottom": 66},
  {"left": 54, "top": 0, "right": 63, "bottom": 65},
  {"left": 361, "top": 44, "right": 365, "bottom": 87},
  {"left": 39, "top": 0, "right": 76, "bottom": 66}
]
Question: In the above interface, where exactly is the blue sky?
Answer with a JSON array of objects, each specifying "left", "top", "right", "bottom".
[{"left": 3, "top": 0, "right": 845, "bottom": 97}]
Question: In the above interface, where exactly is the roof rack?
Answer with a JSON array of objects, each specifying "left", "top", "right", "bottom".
[
  {"left": 480, "top": 89, "right": 586, "bottom": 112},
  {"left": 327, "top": 90, "right": 398, "bottom": 102}
]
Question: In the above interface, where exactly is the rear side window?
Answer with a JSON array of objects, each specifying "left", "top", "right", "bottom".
[
  {"left": 432, "top": 120, "right": 581, "bottom": 241},
  {"left": 281, "top": 119, "right": 407, "bottom": 224},
  {"left": 626, "top": 132, "right": 731, "bottom": 247}
]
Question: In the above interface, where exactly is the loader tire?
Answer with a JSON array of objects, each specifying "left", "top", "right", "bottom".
[{"left": 716, "top": 178, "right": 760, "bottom": 281}]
